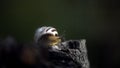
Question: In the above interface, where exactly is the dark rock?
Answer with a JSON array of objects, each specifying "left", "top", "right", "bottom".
[
  {"left": 47, "top": 39, "right": 90, "bottom": 68},
  {"left": 0, "top": 36, "right": 90, "bottom": 68}
]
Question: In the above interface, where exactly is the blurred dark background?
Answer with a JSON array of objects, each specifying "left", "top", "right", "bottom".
[{"left": 0, "top": 0, "right": 120, "bottom": 68}]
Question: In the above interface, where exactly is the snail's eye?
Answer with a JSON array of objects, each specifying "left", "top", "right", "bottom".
[{"left": 55, "top": 34, "right": 58, "bottom": 36}]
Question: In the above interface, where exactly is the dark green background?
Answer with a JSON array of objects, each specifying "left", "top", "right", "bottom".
[{"left": 0, "top": 0, "right": 120, "bottom": 68}]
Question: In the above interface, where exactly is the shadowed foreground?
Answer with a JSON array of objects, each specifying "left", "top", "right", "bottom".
[{"left": 0, "top": 36, "right": 90, "bottom": 68}]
